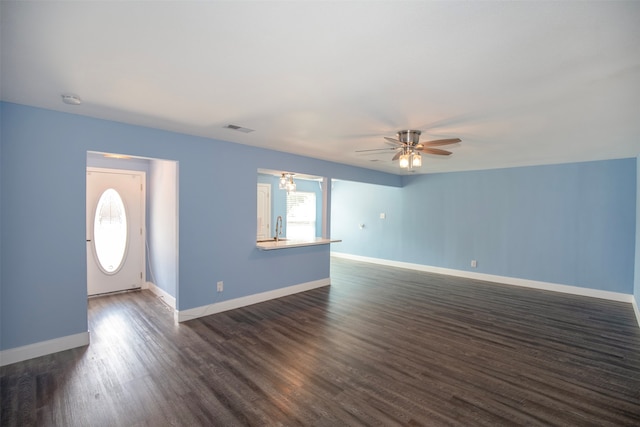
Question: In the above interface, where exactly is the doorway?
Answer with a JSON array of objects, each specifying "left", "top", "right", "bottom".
[{"left": 86, "top": 167, "right": 146, "bottom": 296}]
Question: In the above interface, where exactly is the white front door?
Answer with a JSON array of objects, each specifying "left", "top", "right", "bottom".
[
  {"left": 87, "top": 168, "right": 145, "bottom": 296},
  {"left": 257, "top": 183, "right": 271, "bottom": 240}
]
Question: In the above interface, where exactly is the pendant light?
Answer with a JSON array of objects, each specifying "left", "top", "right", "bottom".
[{"left": 279, "top": 173, "right": 296, "bottom": 192}]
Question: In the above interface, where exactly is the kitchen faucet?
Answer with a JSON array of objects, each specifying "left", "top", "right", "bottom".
[{"left": 275, "top": 216, "right": 283, "bottom": 242}]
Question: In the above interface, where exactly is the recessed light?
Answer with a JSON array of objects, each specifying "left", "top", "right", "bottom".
[{"left": 61, "top": 94, "right": 82, "bottom": 105}]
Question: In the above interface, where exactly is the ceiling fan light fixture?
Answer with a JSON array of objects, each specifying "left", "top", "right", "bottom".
[
  {"left": 411, "top": 152, "right": 422, "bottom": 168},
  {"left": 399, "top": 153, "right": 410, "bottom": 169}
]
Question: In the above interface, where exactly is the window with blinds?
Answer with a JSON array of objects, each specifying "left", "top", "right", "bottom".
[{"left": 286, "top": 191, "right": 316, "bottom": 240}]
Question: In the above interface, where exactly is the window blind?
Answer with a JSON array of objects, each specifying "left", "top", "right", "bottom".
[{"left": 286, "top": 191, "right": 316, "bottom": 240}]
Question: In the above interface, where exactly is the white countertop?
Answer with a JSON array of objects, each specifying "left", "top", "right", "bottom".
[{"left": 256, "top": 237, "right": 341, "bottom": 250}]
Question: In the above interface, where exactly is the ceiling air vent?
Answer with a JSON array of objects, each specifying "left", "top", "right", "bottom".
[
  {"left": 224, "top": 124, "right": 255, "bottom": 133},
  {"left": 61, "top": 94, "right": 82, "bottom": 105}
]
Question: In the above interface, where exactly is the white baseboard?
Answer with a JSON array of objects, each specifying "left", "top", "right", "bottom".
[
  {"left": 177, "top": 278, "right": 331, "bottom": 322},
  {"left": 146, "top": 281, "right": 176, "bottom": 310},
  {"left": 331, "top": 252, "right": 634, "bottom": 304},
  {"left": 0, "top": 331, "right": 90, "bottom": 367}
]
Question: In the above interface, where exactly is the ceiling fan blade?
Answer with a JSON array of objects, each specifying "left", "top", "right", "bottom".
[
  {"left": 385, "top": 140, "right": 402, "bottom": 148},
  {"left": 422, "top": 138, "right": 461, "bottom": 147},
  {"left": 355, "top": 147, "right": 397, "bottom": 153},
  {"left": 418, "top": 147, "right": 452, "bottom": 156},
  {"left": 384, "top": 137, "right": 403, "bottom": 145},
  {"left": 392, "top": 151, "right": 403, "bottom": 161}
]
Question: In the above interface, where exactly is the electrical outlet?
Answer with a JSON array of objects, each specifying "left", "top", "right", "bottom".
[
  {"left": 217, "top": 281, "right": 223, "bottom": 292},
  {"left": 471, "top": 260, "right": 477, "bottom": 268}
]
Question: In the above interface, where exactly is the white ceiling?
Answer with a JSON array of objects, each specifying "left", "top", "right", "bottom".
[{"left": 2, "top": 1, "right": 639, "bottom": 175}]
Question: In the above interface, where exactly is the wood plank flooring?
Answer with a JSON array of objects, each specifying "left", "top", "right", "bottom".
[{"left": 2, "top": 257, "right": 640, "bottom": 426}]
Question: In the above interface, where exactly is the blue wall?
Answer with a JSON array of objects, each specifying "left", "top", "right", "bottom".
[
  {"left": 635, "top": 155, "right": 640, "bottom": 312},
  {"left": 148, "top": 159, "right": 178, "bottom": 298},
  {"left": 332, "top": 180, "right": 403, "bottom": 258},
  {"left": 2, "top": 101, "right": 636, "bottom": 352},
  {"left": 0, "top": 102, "right": 398, "bottom": 351},
  {"left": 333, "top": 159, "right": 637, "bottom": 294}
]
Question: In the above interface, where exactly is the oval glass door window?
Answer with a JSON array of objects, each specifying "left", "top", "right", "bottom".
[{"left": 94, "top": 188, "right": 128, "bottom": 273}]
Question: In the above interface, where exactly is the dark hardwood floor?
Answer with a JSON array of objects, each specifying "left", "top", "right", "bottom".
[{"left": 2, "top": 257, "right": 640, "bottom": 426}]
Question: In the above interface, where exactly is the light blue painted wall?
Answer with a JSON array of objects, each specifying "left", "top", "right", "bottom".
[
  {"left": 332, "top": 159, "right": 636, "bottom": 294},
  {"left": 0, "top": 102, "right": 398, "bottom": 351},
  {"left": 0, "top": 103, "right": 3, "bottom": 343},
  {"left": 4, "top": 101, "right": 635, "bottom": 352},
  {"left": 331, "top": 180, "right": 403, "bottom": 259},
  {"left": 149, "top": 159, "right": 178, "bottom": 297},
  {"left": 635, "top": 155, "right": 640, "bottom": 310},
  {"left": 2, "top": 105, "right": 89, "bottom": 350}
]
